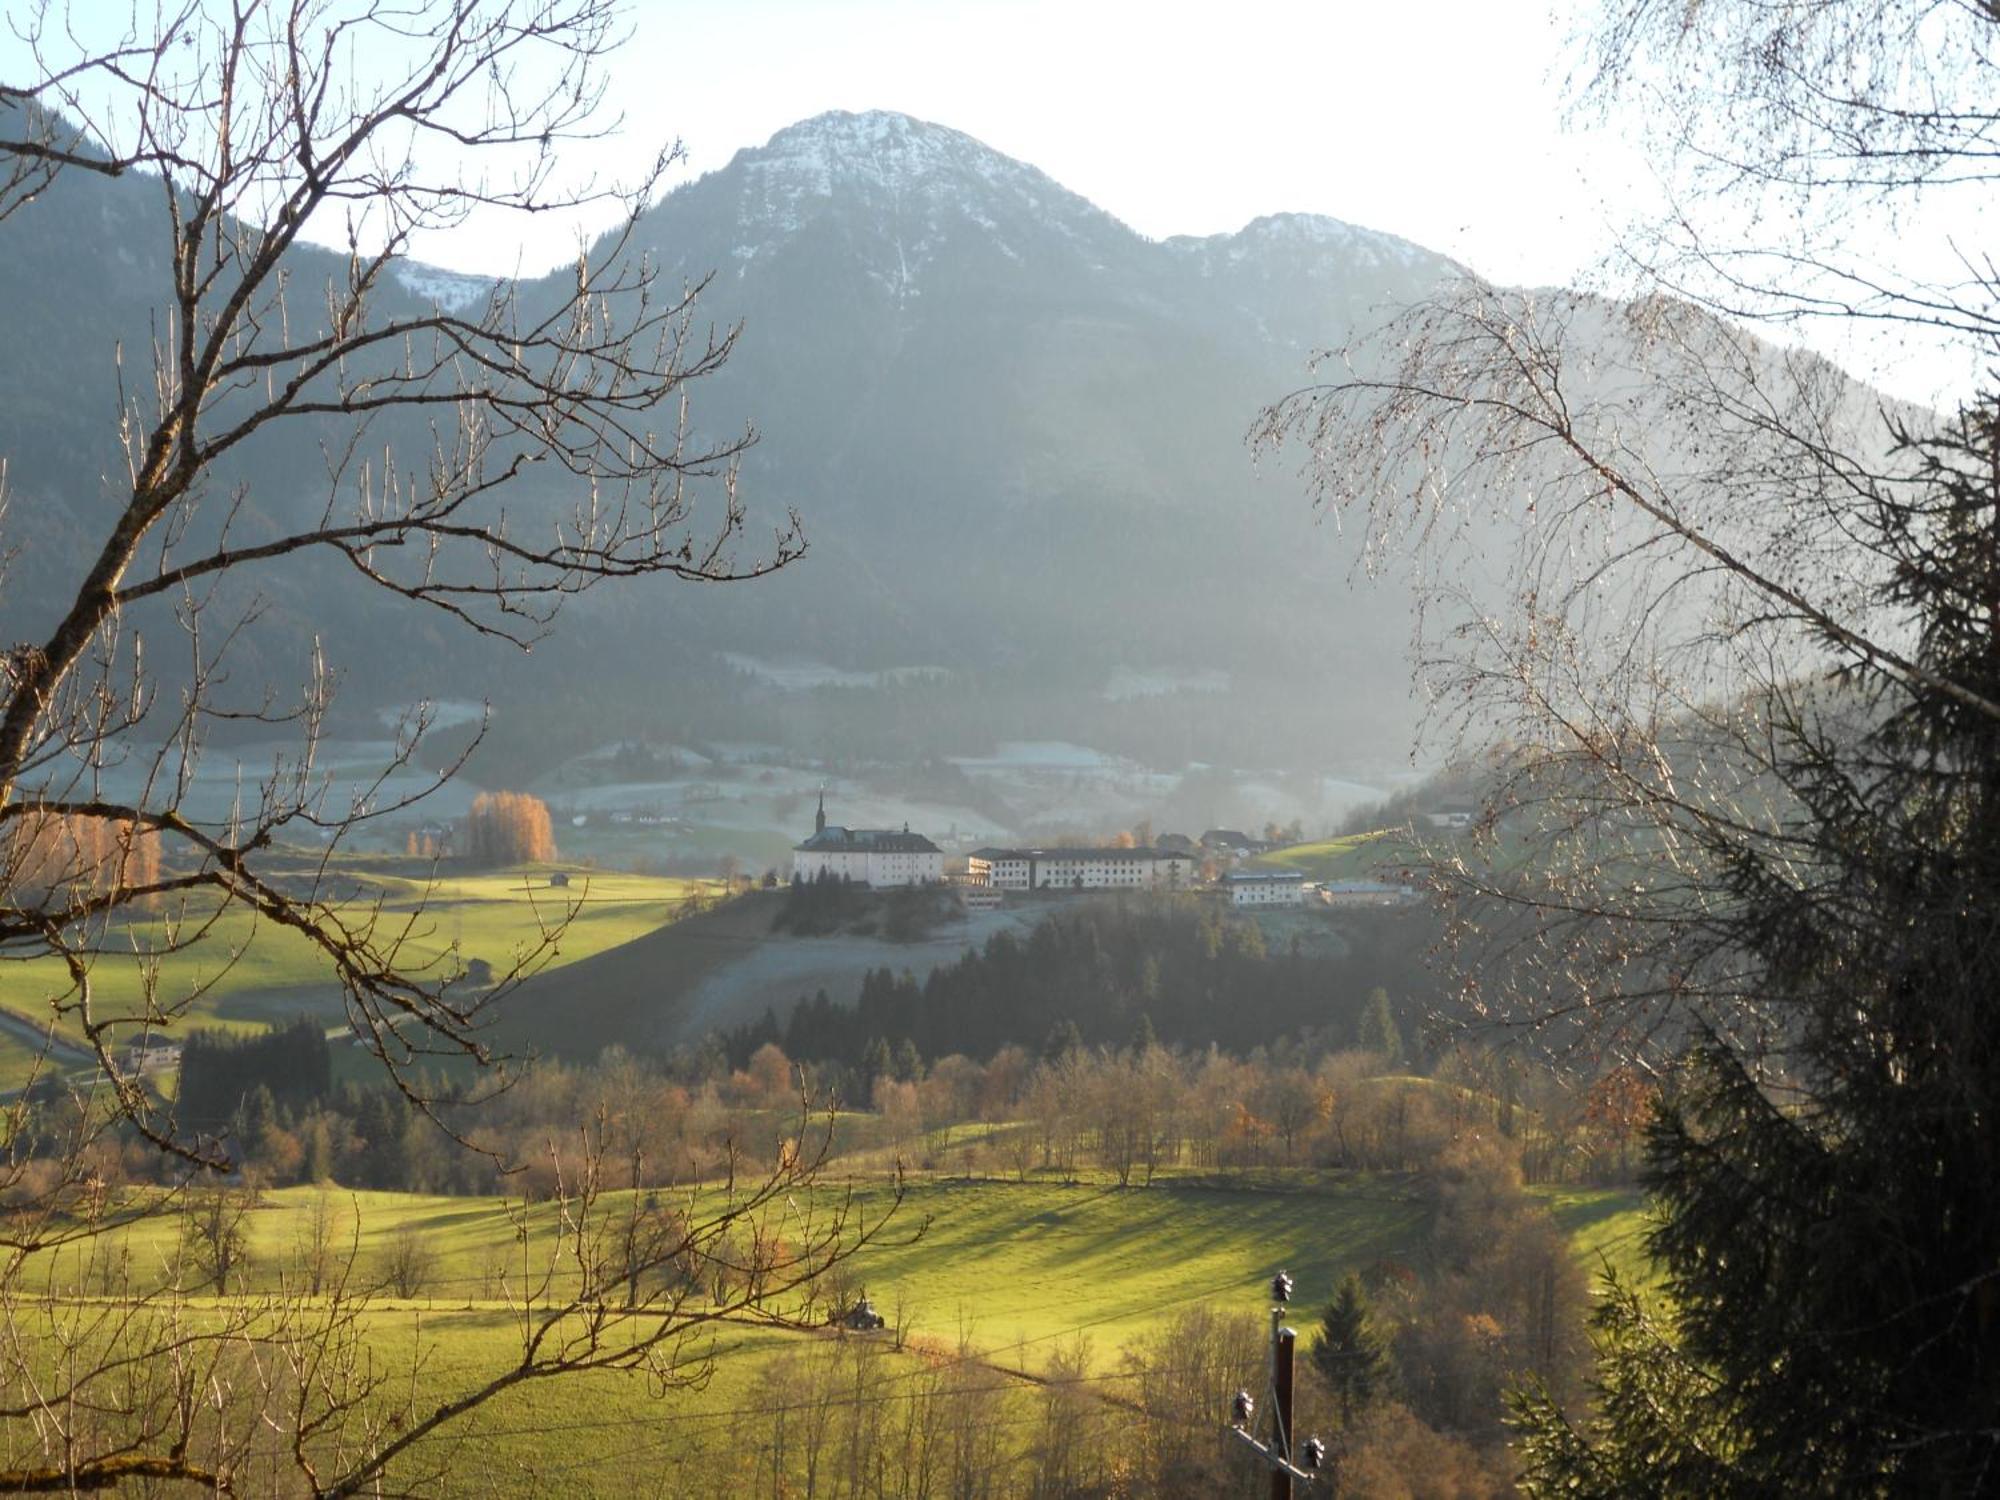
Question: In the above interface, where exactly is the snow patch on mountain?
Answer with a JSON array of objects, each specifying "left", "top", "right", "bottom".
[
  {"left": 392, "top": 261, "right": 502, "bottom": 312},
  {"left": 724, "top": 110, "right": 1122, "bottom": 289},
  {"left": 720, "top": 652, "right": 952, "bottom": 691},
  {"left": 1104, "top": 668, "right": 1231, "bottom": 702},
  {"left": 1166, "top": 212, "right": 1465, "bottom": 280}
]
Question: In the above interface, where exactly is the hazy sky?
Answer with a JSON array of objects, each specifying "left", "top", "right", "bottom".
[
  {"left": 447, "top": 0, "right": 1646, "bottom": 293},
  {"left": 5, "top": 0, "right": 1973, "bottom": 403},
  {"left": 437, "top": 0, "right": 1966, "bottom": 404}
]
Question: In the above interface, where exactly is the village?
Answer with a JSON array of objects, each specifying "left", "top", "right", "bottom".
[{"left": 792, "top": 791, "right": 1423, "bottom": 909}]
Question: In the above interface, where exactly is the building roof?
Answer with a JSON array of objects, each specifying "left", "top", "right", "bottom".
[
  {"left": 795, "top": 826, "right": 942, "bottom": 854},
  {"left": 1224, "top": 869, "right": 1306, "bottom": 883},
  {"left": 967, "top": 846, "right": 1191, "bottom": 862}
]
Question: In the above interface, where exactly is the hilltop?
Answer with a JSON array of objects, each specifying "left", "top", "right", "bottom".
[{"left": 490, "top": 889, "right": 1051, "bottom": 1060}]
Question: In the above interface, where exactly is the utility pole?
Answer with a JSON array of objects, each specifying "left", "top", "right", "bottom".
[
  {"left": 1272, "top": 1314, "right": 1296, "bottom": 1500},
  {"left": 1231, "top": 1272, "right": 1325, "bottom": 1491}
]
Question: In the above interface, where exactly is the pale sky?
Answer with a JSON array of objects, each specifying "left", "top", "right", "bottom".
[
  {"left": 5, "top": 0, "right": 1977, "bottom": 405},
  {"left": 431, "top": 0, "right": 1971, "bottom": 405},
  {"left": 444, "top": 0, "right": 1645, "bottom": 294}
]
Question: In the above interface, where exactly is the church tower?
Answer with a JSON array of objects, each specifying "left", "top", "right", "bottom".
[{"left": 815, "top": 787, "right": 826, "bottom": 837}]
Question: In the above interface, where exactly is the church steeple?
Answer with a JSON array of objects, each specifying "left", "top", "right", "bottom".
[{"left": 815, "top": 787, "right": 826, "bottom": 836}]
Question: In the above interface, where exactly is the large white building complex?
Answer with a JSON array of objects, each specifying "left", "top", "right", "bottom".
[
  {"left": 792, "top": 794, "right": 943, "bottom": 886},
  {"left": 1225, "top": 870, "right": 1306, "bottom": 907},
  {"left": 966, "top": 846, "right": 1197, "bottom": 891}
]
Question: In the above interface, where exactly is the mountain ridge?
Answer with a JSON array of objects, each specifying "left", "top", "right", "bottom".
[{"left": 0, "top": 108, "right": 1539, "bottom": 781}]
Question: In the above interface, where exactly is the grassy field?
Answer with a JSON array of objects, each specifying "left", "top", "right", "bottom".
[
  {"left": 18, "top": 1169, "right": 1653, "bottom": 1494},
  {"left": 0, "top": 863, "right": 718, "bottom": 1087},
  {"left": 58, "top": 1174, "right": 1654, "bottom": 1334},
  {"left": 1248, "top": 828, "right": 1430, "bottom": 882},
  {"left": 61, "top": 1174, "right": 1428, "bottom": 1340},
  {"left": 15, "top": 1172, "right": 1439, "bottom": 1492},
  {"left": 1540, "top": 1184, "right": 1657, "bottom": 1287}
]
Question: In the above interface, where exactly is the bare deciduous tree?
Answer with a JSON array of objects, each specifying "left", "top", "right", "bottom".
[
  {"left": 378, "top": 1221, "right": 436, "bottom": 1299},
  {"left": 0, "top": 1, "right": 889, "bottom": 1491},
  {"left": 0, "top": 0, "right": 802, "bottom": 1129}
]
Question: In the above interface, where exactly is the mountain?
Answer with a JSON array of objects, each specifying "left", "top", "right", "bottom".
[
  {"left": 0, "top": 108, "right": 1466, "bottom": 778},
  {"left": 533, "top": 111, "right": 1466, "bottom": 768}
]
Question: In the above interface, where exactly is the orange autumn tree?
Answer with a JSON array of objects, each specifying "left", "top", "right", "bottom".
[
  {"left": 462, "top": 791, "right": 558, "bottom": 867},
  {"left": 7, "top": 811, "right": 163, "bottom": 907}
]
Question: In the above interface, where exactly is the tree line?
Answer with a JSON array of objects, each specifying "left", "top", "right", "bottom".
[
  {"left": 727, "top": 897, "right": 1440, "bottom": 1071},
  {"left": 4, "top": 810, "right": 162, "bottom": 904}
]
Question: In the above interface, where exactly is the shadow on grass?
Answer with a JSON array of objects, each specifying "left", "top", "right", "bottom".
[{"left": 1540, "top": 1187, "right": 1646, "bottom": 1236}]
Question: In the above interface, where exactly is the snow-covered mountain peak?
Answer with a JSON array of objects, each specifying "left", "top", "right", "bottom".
[
  {"left": 1166, "top": 211, "right": 1465, "bottom": 280},
  {"left": 753, "top": 110, "right": 1032, "bottom": 194},
  {"left": 1239, "top": 212, "right": 1454, "bottom": 269},
  {"left": 716, "top": 109, "right": 1128, "bottom": 295}
]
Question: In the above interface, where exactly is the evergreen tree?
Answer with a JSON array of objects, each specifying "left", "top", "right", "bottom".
[
  {"left": 859, "top": 1037, "right": 893, "bottom": 1090},
  {"left": 1310, "top": 1273, "right": 1386, "bottom": 1427},
  {"left": 235, "top": 1084, "right": 279, "bottom": 1163},
  {"left": 1510, "top": 1276, "right": 1735, "bottom": 1498},
  {"left": 302, "top": 1113, "right": 336, "bottom": 1185},
  {"left": 1356, "top": 988, "right": 1402, "bottom": 1064},
  {"left": 1513, "top": 402, "right": 2000, "bottom": 1493}
]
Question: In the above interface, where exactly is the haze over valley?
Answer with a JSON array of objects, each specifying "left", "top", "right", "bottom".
[{"left": 0, "top": 108, "right": 1479, "bottom": 860}]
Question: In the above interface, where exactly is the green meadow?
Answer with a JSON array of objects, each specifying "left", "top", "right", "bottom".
[
  {"left": 0, "top": 864, "right": 717, "bottom": 1088},
  {"left": 1539, "top": 1184, "right": 1656, "bottom": 1287},
  {"left": 20, "top": 1172, "right": 1652, "bottom": 1493},
  {"left": 51, "top": 1174, "right": 1434, "bottom": 1348},
  {"left": 1248, "top": 828, "right": 1427, "bottom": 882}
]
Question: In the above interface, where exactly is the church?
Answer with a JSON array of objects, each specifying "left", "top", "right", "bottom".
[{"left": 791, "top": 793, "right": 944, "bottom": 887}]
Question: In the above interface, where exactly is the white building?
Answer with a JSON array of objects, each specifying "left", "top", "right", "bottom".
[
  {"left": 1321, "top": 879, "right": 1420, "bottom": 907},
  {"left": 1225, "top": 870, "right": 1306, "bottom": 907},
  {"left": 792, "top": 793, "right": 943, "bottom": 887},
  {"left": 966, "top": 846, "right": 1197, "bottom": 891}
]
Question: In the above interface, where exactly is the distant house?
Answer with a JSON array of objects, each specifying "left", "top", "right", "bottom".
[
  {"left": 1225, "top": 870, "right": 1306, "bottom": 907},
  {"left": 1156, "top": 832, "right": 1197, "bottom": 855},
  {"left": 1321, "top": 878, "right": 1420, "bottom": 907},
  {"left": 121, "top": 1042, "right": 182, "bottom": 1075},
  {"left": 1421, "top": 801, "right": 1479, "bottom": 830},
  {"left": 792, "top": 792, "right": 943, "bottom": 887},
  {"left": 966, "top": 846, "right": 1196, "bottom": 892},
  {"left": 1201, "top": 829, "right": 1257, "bottom": 854}
]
